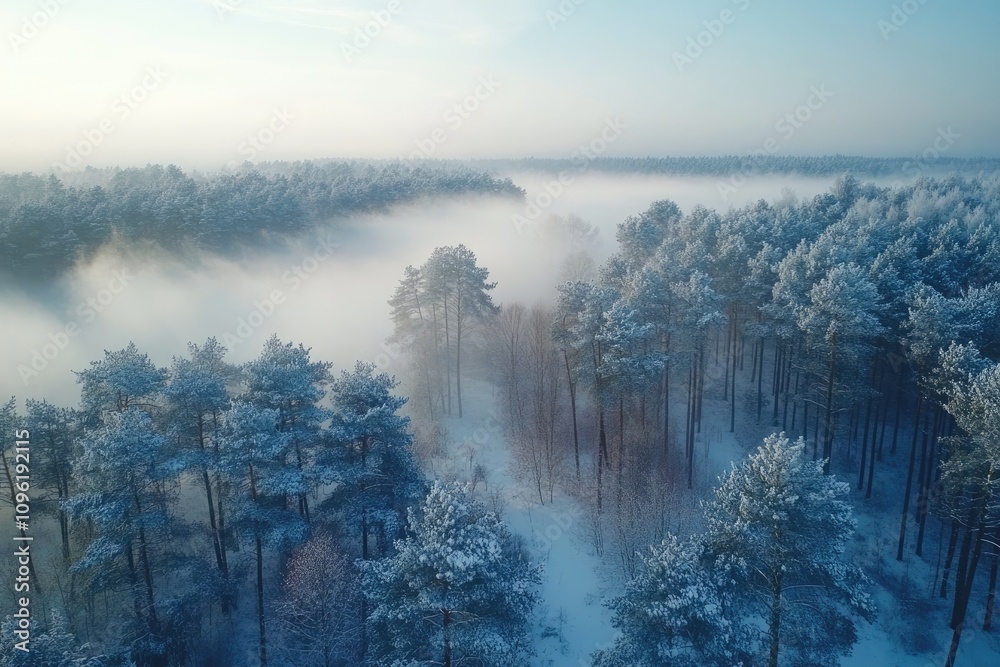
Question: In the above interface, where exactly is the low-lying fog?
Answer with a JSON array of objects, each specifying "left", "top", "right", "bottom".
[{"left": 0, "top": 173, "right": 872, "bottom": 407}]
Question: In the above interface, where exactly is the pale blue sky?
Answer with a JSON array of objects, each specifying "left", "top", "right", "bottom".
[{"left": 1, "top": 0, "right": 998, "bottom": 171}]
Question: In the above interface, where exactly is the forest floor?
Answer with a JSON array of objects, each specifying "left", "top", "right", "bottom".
[
  {"left": 426, "top": 366, "right": 1000, "bottom": 666},
  {"left": 425, "top": 377, "right": 614, "bottom": 665}
]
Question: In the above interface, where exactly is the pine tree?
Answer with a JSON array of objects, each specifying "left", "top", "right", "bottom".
[
  {"left": 704, "top": 433, "right": 875, "bottom": 667},
  {"left": 389, "top": 264, "right": 443, "bottom": 417},
  {"left": 936, "top": 357, "right": 1000, "bottom": 667},
  {"left": 796, "top": 264, "right": 885, "bottom": 473},
  {"left": 363, "top": 482, "right": 540, "bottom": 666},
  {"left": 596, "top": 300, "right": 666, "bottom": 497},
  {"left": 217, "top": 401, "right": 309, "bottom": 667},
  {"left": 555, "top": 280, "right": 616, "bottom": 510},
  {"left": 164, "top": 338, "right": 235, "bottom": 608},
  {"left": 64, "top": 408, "right": 178, "bottom": 666},
  {"left": 24, "top": 399, "right": 78, "bottom": 563},
  {"left": 323, "top": 361, "right": 422, "bottom": 560},
  {"left": 422, "top": 245, "right": 499, "bottom": 418},
  {"left": 0, "top": 611, "right": 102, "bottom": 666},
  {"left": 593, "top": 534, "right": 750, "bottom": 667},
  {"left": 242, "top": 335, "right": 332, "bottom": 525},
  {"left": 75, "top": 343, "right": 166, "bottom": 427}
]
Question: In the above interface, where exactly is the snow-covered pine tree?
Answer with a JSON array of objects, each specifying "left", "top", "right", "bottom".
[
  {"left": 796, "top": 263, "right": 885, "bottom": 473},
  {"left": 64, "top": 408, "right": 181, "bottom": 666},
  {"left": 0, "top": 610, "right": 103, "bottom": 666},
  {"left": 669, "top": 270, "right": 725, "bottom": 488},
  {"left": 75, "top": 343, "right": 167, "bottom": 427},
  {"left": 164, "top": 338, "right": 235, "bottom": 606},
  {"left": 936, "top": 357, "right": 1000, "bottom": 667},
  {"left": 217, "top": 401, "right": 309, "bottom": 667},
  {"left": 552, "top": 281, "right": 597, "bottom": 482},
  {"left": 596, "top": 300, "right": 665, "bottom": 498},
  {"left": 593, "top": 534, "right": 751, "bottom": 667},
  {"left": 242, "top": 335, "right": 332, "bottom": 525},
  {"left": 363, "top": 482, "right": 539, "bottom": 667},
  {"left": 704, "top": 432, "right": 875, "bottom": 667},
  {"left": 24, "top": 399, "right": 79, "bottom": 564},
  {"left": 556, "top": 280, "right": 618, "bottom": 508},
  {"left": 389, "top": 264, "right": 444, "bottom": 417},
  {"left": 322, "top": 361, "right": 422, "bottom": 560}
]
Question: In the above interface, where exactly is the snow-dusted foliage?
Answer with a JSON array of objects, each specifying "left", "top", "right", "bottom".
[
  {"left": 65, "top": 408, "right": 174, "bottom": 575},
  {"left": 0, "top": 611, "right": 103, "bottom": 666},
  {"left": 64, "top": 407, "right": 186, "bottom": 666},
  {"left": 217, "top": 401, "right": 308, "bottom": 552},
  {"left": 593, "top": 534, "right": 750, "bottom": 667},
  {"left": 705, "top": 433, "right": 876, "bottom": 667},
  {"left": 937, "top": 355, "right": 1000, "bottom": 665},
  {"left": 75, "top": 343, "right": 167, "bottom": 426},
  {"left": 598, "top": 433, "right": 874, "bottom": 667},
  {"left": 323, "top": 361, "right": 423, "bottom": 558},
  {"left": 363, "top": 482, "right": 540, "bottom": 666},
  {"left": 242, "top": 335, "right": 332, "bottom": 520}
]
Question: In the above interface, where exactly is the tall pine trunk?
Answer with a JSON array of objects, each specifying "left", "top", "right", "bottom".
[
  {"left": 564, "top": 351, "right": 580, "bottom": 479},
  {"left": 946, "top": 519, "right": 986, "bottom": 667},
  {"left": 249, "top": 464, "right": 267, "bottom": 666},
  {"left": 915, "top": 407, "right": 941, "bottom": 556},
  {"left": 686, "top": 358, "right": 696, "bottom": 490},
  {"left": 821, "top": 332, "right": 837, "bottom": 474},
  {"left": 896, "top": 390, "right": 922, "bottom": 561},
  {"left": 983, "top": 526, "right": 999, "bottom": 630},
  {"left": 456, "top": 295, "right": 463, "bottom": 418},
  {"left": 730, "top": 313, "right": 738, "bottom": 433},
  {"left": 442, "top": 607, "right": 452, "bottom": 667},
  {"left": 941, "top": 519, "right": 961, "bottom": 598},
  {"left": 768, "top": 569, "right": 783, "bottom": 667}
]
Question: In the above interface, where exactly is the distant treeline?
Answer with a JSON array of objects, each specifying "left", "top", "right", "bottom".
[
  {"left": 0, "top": 162, "right": 524, "bottom": 280},
  {"left": 461, "top": 155, "right": 1000, "bottom": 178}
]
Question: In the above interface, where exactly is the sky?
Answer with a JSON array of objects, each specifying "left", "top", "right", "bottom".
[{"left": 1, "top": 0, "right": 999, "bottom": 172}]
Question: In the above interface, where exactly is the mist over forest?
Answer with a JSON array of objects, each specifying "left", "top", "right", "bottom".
[
  {"left": 5, "top": 1, "right": 1000, "bottom": 666},
  {"left": 3, "top": 160, "right": 1000, "bottom": 667}
]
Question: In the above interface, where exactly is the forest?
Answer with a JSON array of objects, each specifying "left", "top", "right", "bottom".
[
  {"left": 2, "top": 169, "right": 1000, "bottom": 667},
  {"left": 0, "top": 162, "right": 523, "bottom": 281},
  {"left": 463, "top": 155, "right": 1000, "bottom": 179}
]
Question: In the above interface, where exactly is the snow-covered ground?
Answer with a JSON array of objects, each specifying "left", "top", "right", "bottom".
[
  {"left": 422, "top": 365, "right": 1000, "bottom": 666},
  {"left": 426, "top": 378, "right": 614, "bottom": 665}
]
